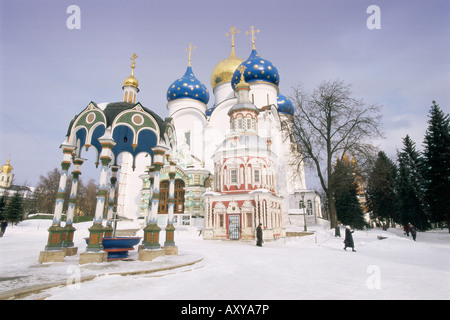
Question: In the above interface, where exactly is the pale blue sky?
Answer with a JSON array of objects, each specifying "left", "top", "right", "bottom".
[{"left": 1, "top": 0, "right": 449, "bottom": 186}]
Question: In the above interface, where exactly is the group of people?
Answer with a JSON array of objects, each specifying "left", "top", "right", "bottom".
[
  {"left": 256, "top": 220, "right": 421, "bottom": 248},
  {"left": 255, "top": 223, "right": 358, "bottom": 251},
  {"left": 403, "top": 223, "right": 417, "bottom": 241}
]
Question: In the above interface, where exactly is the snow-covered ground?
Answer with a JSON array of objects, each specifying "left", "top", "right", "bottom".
[{"left": 0, "top": 219, "right": 449, "bottom": 300}]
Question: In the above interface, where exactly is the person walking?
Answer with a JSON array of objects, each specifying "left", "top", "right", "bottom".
[
  {"left": 409, "top": 224, "right": 417, "bottom": 241},
  {"left": 343, "top": 225, "right": 356, "bottom": 252},
  {"left": 256, "top": 223, "right": 263, "bottom": 247},
  {"left": 0, "top": 220, "right": 7, "bottom": 237},
  {"left": 403, "top": 224, "right": 410, "bottom": 236}
]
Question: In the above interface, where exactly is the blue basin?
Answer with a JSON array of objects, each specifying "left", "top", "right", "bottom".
[
  {"left": 84, "top": 237, "right": 141, "bottom": 261},
  {"left": 102, "top": 237, "right": 141, "bottom": 248}
]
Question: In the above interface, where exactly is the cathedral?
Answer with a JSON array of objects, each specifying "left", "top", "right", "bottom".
[
  {"left": 42, "top": 26, "right": 322, "bottom": 260},
  {"left": 119, "top": 26, "right": 322, "bottom": 240}
]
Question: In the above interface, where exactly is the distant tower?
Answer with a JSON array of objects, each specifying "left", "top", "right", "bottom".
[{"left": 0, "top": 157, "right": 13, "bottom": 188}]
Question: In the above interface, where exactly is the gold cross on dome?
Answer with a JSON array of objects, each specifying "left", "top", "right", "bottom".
[
  {"left": 130, "top": 53, "right": 138, "bottom": 75},
  {"left": 246, "top": 25, "right": 260, "bottom": 49},
  {"left": 185, "top": 43, "right": 196, "bottom": 67},
  {"left": 237, "top": 65, "right": 247, "bottom": 81},
  {"left": 130, "top": 53, "right": 138, "bottom": 65},
  {"left": 226, "top": 26, "right": 240, "bottom": 48}
]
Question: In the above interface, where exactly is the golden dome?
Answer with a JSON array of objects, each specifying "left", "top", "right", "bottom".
[
  {"left": 210, "top": 47, "right": 244, "bottom": 89},
  {"left": 1, "top": 158, "right": 13, "bottom": 174},
  {"left": 123, "top": 74, "right": 139, "bottom": 88}
]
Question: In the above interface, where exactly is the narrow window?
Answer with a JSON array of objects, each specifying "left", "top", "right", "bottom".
[
  {"left": 254, "top": 169, "right": 260, "bottom": 183},
  {"left": 184, "top": 131, "right": 191, "bottom": 147},
  {"left": 231, "top": 169, "right": 238, "bottom": 184},
  {"left": 238, "top": 118, "right": 243, "bottom": 130}
]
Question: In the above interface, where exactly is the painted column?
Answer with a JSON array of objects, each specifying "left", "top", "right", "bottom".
[
  {"left": 45, "top": 144, "right": 75, "bottom": 251},
  {"left": 145, "top": 166, "right": 155, "bottom": 224},
  {"left": 142, "top": 144, "right": 169, "bottom": 250},
  {"left": 164, "top": 160, "right": 176, "bottom": 247},
  {"left": 104, "top": 165, "right": 120, "bottom": 238},
  {"left": 86, "top": 131, "right": 116, "bottom": 252},
  {"left": 62, "top": 157, "right": 85, "bottom": 249}
]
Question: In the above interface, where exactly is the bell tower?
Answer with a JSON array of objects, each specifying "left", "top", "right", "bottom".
[{"left": 0, "top": 157, "right": 14, "bottom": 188}]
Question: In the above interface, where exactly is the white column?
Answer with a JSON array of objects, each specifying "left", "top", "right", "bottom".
[{"left": 52, "top": 145, "right": 75, "bottom": 225}]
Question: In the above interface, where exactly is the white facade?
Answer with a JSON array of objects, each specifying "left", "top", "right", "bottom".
[{"left": 114, "top": 40, "right": 322, "bottom": 227}]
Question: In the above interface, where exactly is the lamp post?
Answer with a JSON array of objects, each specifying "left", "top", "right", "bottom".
[{"left": 300, "top": 191, "right": 307, "bottom": 231}]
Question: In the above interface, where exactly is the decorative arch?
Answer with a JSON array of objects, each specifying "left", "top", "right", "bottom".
[{"left": 68, "top": 102, "right": 107, "bottom": 150}]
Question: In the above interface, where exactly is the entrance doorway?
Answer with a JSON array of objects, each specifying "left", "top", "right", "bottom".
[
  {"left": 158, "top": 179, "right": 185, "bottom": 214},
  {"left": 228, "top": 215, "right": 240, "bottom": 240}
]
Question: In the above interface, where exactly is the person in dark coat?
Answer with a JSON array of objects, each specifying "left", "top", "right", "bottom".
[
  {"left": 343, "top": 226, "right": 356, "bottom": 252},
  {"left": 409, "top": 224, "right": 417, "bottom": 241},
  {"left": 256, "top": 223, "right": 263, "bottom": 247},
  {"left": 0, "top": 220, "right": 7, "bottom": 237},
  {"left": 403, "top": 224, "right": 410, "bottom": 236}
]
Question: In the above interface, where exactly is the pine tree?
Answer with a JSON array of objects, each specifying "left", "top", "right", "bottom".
[
  {"left": 422, "top": 101, "right": 450, "bottom": 231},
  {"left": 397, "top": 135, "right": 430, "bottom": 230},
  {"left": 5, "top": 192, "right": 24, "bottom": 225},
  {"left": 367, "top": 151, "right": 400, "bottom": 228},
  {"left": 0, "top": 195, "right": 7, "bottom": 220},
  {"left": 332, "top": 158, "right": 366, "bottom": 229}
]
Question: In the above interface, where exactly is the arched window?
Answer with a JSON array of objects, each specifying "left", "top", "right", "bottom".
[
  {"left": 307, "top": 200, "right": 313, "bottom": 216},
  {"left": 237, "top": 118, "right": 243, "bottom": 130},
  {"left": 247, "top": 117, "right": 252, "bottom": 130},
  {"left": 158, "top": 180, "right": 170, "bottom": 214},
  {"left": 174, "top": 179, "right": 185, "bottom": 213}
]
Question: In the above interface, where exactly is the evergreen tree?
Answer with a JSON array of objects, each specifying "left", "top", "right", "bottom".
[
  {"left": 5, "top": 192, "right": 24, "bottom": 225},
  {"left": 422, "top": 101, "right": 450, "bottom": 231},
  {"left": 0, "top": 195, "right": 7, "bottom": 220},
  {"left": 367, "top": 151, "right": 400, "bottom": 228},
  {"left": 332, "top": 157, "right": 366, "bottom": 229},
  {"left": 397, "top": 135, "right": 430, "bottom": 230}
]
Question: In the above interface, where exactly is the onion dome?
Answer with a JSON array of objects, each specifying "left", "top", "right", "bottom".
[
  {"left": 205, "top": 106, "right": 215, "bottom": 116},
  {"left": 1, "top": 158, "right": 13, "bottom": 174},
  {"left": 166, "top": 66, "right": 209, "bottom": 105},
  {"left": 231, "top": 49, "right": 280, "bottom": 90},
  {"left": 211, "top": 26, "right": 245, "bottom": 90},
  {"left": 210, "top": 46, "right": 244, "bottom": 89},
  {"left": 277, "top": 94, "right": 294, "bottom": 116},
  {"left": 122, "top": 53, "right": 139, "bottom": 89},
  {"left": 123, "top": 74, "right": 139, "bottom": 88}
]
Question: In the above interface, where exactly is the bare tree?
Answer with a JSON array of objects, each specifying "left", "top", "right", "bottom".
[
  {"left": 77, "top": 178, "right": 97, "bottom": 217},
  {"left": 34, "top": 168, "right": 64, "bottom": 214},
  {"left": 284, "top": 79, "right": 383, "bottom": 233}
]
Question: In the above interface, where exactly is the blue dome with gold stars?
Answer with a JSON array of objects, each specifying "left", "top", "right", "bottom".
[
  {"left": 277, "top": 94, "right": 294, "bottom": 116},
  {"left": 231, "top": 49, "right": 280, "bottom": 90},
  {"left": 167, "top": 66, "right": 209, "bottom": 104},
  {"left": 205, "top": 106, "right": 215, "bottom": 117}
]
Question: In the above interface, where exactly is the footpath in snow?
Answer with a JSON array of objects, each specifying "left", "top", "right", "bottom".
[{"left": 0, "top": 219, "right": 449, "bottom": 300}]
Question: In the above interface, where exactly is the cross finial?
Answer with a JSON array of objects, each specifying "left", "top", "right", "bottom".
[
  {"left": 237, "top": 65, "right": 247, "bottom": 82},
  {"left": 130, "top": 53, "right": 138, "bottom": 75},
  {"left": 226, "top": 26, "right": 240, "bottom": 48},
  {"left": 185, "top": 43, "right": 196, "bottom": 67},
  {"left": 246, "top": 25, "right": 260, "bottom": 49}
]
